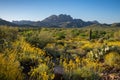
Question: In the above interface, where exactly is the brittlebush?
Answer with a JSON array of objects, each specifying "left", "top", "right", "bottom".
[{"left": 0, "top": 53, "right": 23, "bottom": 80}]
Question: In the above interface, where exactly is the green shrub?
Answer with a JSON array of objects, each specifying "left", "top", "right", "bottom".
[
  {"left": 114, "top": 31, "right": 120, "bottom": 41},
  {"left": 0, "top": 26, "right": 19, "bottom": 52},
  {"left": 26, "top": 30, "right": 53, "bottom": 49},
  {"left": 55, "top": 32, "right": 66, "bottom": 40}
]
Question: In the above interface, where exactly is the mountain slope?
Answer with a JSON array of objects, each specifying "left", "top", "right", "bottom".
[
  {"left": 0, "top": 18, "right": 17, "bottom": 26},
  {"left": 12, "top": 20, "right": 35, "bottom": 25}
]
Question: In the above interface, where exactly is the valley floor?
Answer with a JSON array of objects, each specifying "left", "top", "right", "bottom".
[{"left": 0, "top": 26, "right": 120, "bottom": 80}]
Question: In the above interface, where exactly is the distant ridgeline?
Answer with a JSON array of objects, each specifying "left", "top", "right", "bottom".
[{"left": 0, "top": 14, "right": 120, "bottom": 28}]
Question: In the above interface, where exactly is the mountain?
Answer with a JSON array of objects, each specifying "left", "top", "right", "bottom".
[
  {"left": 111, "top": 23, "right": 120, "bottom": 27},
  {"left": 42, "top": 14, "right": 73, "bottom": 23},
  {"left": 1, "top": 14, "right": 120, "bottom": 28},
  {"left": 12, "top": 14, "right": 100, "bottom": 28},
  {"left": 40, "top": 14, "right": 100, "bottom": 27},
  {"left": 12, "top": 20, "right": 35, "bottom": 25},
  {"left": 0, "top": 18, "right": 40, "bottom": 27},
  {"left": 0, "top": 18, "right": 17, "bottom": 26}
]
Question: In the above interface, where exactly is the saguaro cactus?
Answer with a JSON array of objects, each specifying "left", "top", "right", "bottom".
[{"left": 89, "top": 29, "right": 92, "bottom": 40}]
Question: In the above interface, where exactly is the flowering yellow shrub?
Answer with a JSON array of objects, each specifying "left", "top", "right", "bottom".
[
  {"left": 62, "top": 57, "right": 103, "bottom": 80},
  {"left": 81, "top": 40, "right": 102, "bottom": 49},
  {"left": 10, "top": 37, "right": 55, "bottom": 80},
  {"left": 30, "top": 64, "right": 55, "bottom": 80},
  {"left": 0, "top": 53, "right": 23, "bottom": 80},
  {"left": 104, "top": 52, "right": 120, "bottom": 68},
  {"left": 107, "top": 41, "right": 120, "bottom": 46},
  {"left": 12, "top": 37, "right": 45, "bottom": 60}
]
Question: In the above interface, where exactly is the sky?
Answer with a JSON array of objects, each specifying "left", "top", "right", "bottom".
[{"left": 0, "top": 0, "right": 120, "bottom": 24}]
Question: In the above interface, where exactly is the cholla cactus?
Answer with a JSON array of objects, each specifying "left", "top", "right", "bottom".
[
  {"left": 87, "top": 45, "right": 120, "bottom": 61},
  {"left": 104, "top": 46, "right": 110, "bottom": 52}
]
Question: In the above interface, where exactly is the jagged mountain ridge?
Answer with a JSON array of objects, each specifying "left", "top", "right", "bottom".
[
  {"left": 0, "top": 14, "right": 120, "bottom": 28},
  {"left": 12, "top": 14, "right": 100, "bottom": 27}
]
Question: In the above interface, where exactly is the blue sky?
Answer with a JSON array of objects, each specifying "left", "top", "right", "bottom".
[{"left": 0, "top": 0, "right": 120, "bottom": 23}]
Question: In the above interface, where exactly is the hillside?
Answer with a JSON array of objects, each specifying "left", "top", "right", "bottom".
[
  {"left": 0, "top": 19, "right": 37, "bottom": 27},
  {"left": 0, "top": 18, "right": 17, "bottom": 26}
]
